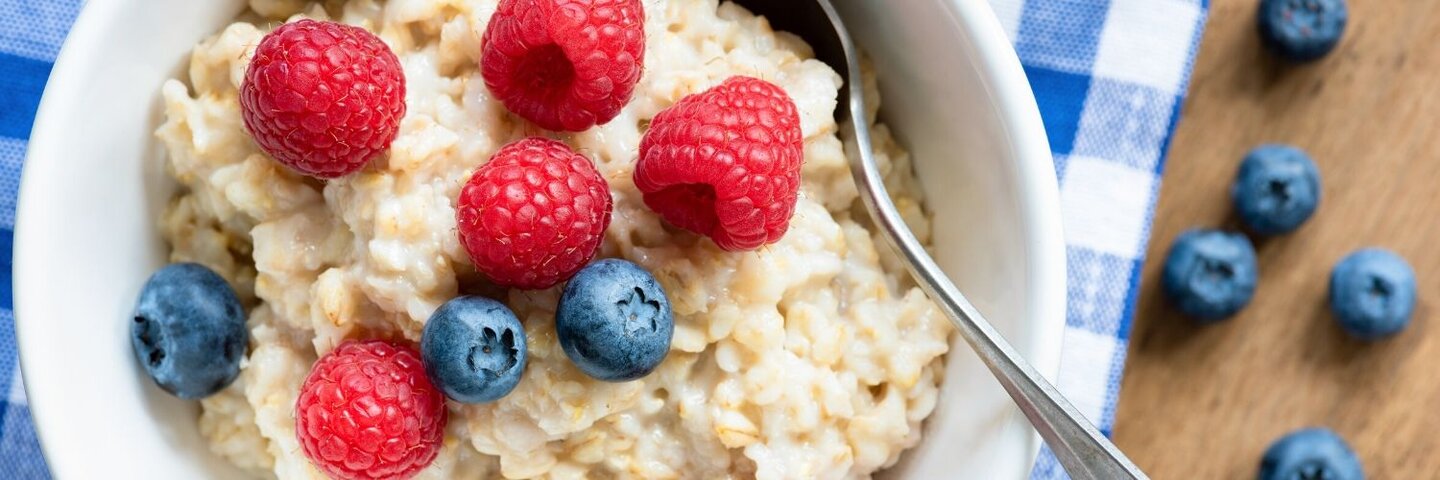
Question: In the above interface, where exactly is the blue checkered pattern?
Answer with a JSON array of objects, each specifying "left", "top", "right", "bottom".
[
  {"left": 0, "top": 0, "right": 84, "bottom": 478},
  {"left": 0, "top": 1, "right": 1204, "bottom": 478},
  {"left": 989, "top": 0, "right": 1209, "bottom": 478}
]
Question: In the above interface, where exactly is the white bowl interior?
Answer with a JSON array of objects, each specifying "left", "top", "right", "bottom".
[
  {"left": 15, "top": 1, "right": 1063, "bottom": 479},
  {"left": 833, "top": 1, "right": 1065, "bottom": 478}
]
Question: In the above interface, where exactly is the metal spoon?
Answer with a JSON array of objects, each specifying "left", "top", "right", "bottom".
[{"left": 727, "top": 1, "right": 1149, "bottom": 478}]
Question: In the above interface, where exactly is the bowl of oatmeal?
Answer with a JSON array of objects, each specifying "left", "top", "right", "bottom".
[{"left": 14, "top": 0, "right": 1064, "bottom": 479}]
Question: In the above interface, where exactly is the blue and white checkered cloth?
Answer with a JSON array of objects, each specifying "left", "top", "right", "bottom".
[
  {"left": 997, "top": 0, "right": 1209, "bottom": 477},
  {"left": 0, "top": 1, "right": 84, "bottom": 477},
  {"left": 0, "top": 0, "right": 1205, "bottom": 478}
]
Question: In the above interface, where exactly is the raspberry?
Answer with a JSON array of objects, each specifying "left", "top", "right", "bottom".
[
  {"left": 456, "top": 137, "right": 613, "bottom": 289},
  {"left": 480, "top": 0, "right": 645, "bottom": 132},
  {"left": 241, "top": 19, "right": 407, "bottom": 178},
  {"left": 295, "top": 340, "right": 446, "bottom": 480},
  {"left": 634, "top": 76, "right": 804, "bottom": 251}
]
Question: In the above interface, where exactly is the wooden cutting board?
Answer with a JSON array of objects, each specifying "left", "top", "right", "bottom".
[{"left": 1112, "top": 1, "right": 1440, "bottom": 478}]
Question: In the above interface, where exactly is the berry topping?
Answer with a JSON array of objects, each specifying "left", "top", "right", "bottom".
[
  {"left": 295, "top": 340, "right": 445, "bottom": 480},
  {"left": 131, "top": 263, "right": 248, "bottom": 400},
  {"left": 1257, "top": 0, "right": 1348, "bottom": 63},
  {"left": 1232, "top": 144, "right": 1322, "bottom": 236},
  {"left": 634, "top": 76, "right": 804, "bottom": 251},
  {"left": 241, "top": 19, "right": 407, "bottom": 178},
  {"left": 556, "top": 259, "right": 673, "bottom": 382},
  {"left": 480, "top": 0, "right": 646, "bottom": 132},
  {"left": 1161, "top": 229, "right": 1259, "bottom": 321},
  {"left": 1329, "top": 248, "right": 1416, "bottom": 340},
  {"left": 1259, "top": 428, "right": 1364, "bottom": 480},
  {"left": 456, "top": 137, "right": 613, "bottom": 289},
  {"left": 421, "top": 296, "right": 528, "bottom": 403}
]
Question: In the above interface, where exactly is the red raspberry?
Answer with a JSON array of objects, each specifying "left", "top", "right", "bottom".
[
  {"left": 295, "top": 340, "right": 445, "bottom": 480},
  {"left": 241, "top": 19, "right": 407, "bottom": 178},
  {"left": 480, "top": 0, "right": 645, "bottom": 132},
  {"left": 456, "top": 137, "right": 613, "bottom": 289},
  {"left": 634, "top": 76, "right": 804, "bottom": 251}
]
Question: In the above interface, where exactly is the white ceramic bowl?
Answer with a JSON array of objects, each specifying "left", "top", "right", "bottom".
[{"left": 15, "top": 0, "right": 1063, "bottom": 478}]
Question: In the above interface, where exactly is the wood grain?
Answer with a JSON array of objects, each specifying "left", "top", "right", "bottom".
[{"left": 1111, "top": 1, "right": 1440, "bottom": 478}]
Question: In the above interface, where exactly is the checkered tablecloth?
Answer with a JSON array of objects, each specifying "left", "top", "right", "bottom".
[
  {"left": 0, "top": 0, "right": 1205, "bottom": 478},
  {"left": 995, "top": 0, "right": 1209, "bottom": 477}
]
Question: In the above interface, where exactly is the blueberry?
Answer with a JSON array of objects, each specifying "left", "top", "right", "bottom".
[
  {"left": 1162, "top": 229, "right": 1259, "bottom": 321},
  {"left": 1258, "top": 0, "right": 1347, "bottom": 62},
  {"left": 1329, "top": 249, "right": 1416, "bottom": 340},
  {"left": 131, "top": 263, "right": 248, "bottom": 400},
  {"left": 421, "top": 296, "right": 527, "bottom": 403},
  {"left": 556, "top": 259, "right": 673, "bottom": 382},
  {"left": 1259, "top": 428, "right": 1364, "bottom": 480},
  {"left": 1232, "top": 145, "right": 1322, "bottom": 235}
]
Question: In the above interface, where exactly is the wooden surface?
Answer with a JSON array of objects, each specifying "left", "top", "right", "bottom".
[{"left": 1111, "top": 1, "right": 1440, "bottom": 478}]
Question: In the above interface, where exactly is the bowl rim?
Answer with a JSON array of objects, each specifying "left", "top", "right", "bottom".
[
  {"left": 947, "top": 0, "right": 1067, "bottom": 411},
  {"left": 939, "top": 0, "right": 1067, "bottom": 470},
  {"left": 16, "top": 2, "right": 174, "bottom": 478},
  {"left": 13, "top": 0, "right": 1066, "bottom": 478}
]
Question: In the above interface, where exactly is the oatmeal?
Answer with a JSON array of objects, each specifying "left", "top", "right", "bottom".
[{"left": 157, "top": 0, "right": 951, "bottom": 478}]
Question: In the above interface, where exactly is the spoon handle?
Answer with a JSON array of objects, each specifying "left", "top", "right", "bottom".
[{"left": 842, "top": 126, "right": 1148, "bottom": 480}]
